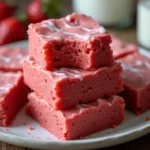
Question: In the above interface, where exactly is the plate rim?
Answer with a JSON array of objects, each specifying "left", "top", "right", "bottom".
[{"left": 0, "top": 121, "right": 149, "bottom": 150}]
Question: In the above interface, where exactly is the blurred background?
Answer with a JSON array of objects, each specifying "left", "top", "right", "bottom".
[{"left": 0, "top": 0, "right": 150, "bottom": 50}]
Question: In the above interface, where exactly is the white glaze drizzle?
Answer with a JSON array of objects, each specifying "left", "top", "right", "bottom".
[
  {"left": 112, "top": 95, "right": 119, "bottom": 99},
  {"left": 0, "top": 84, "right": 13, "bottom": 94},
  {"left": 40, "top": 21, "right": 62, "bottom": 41},
  {"left": 81, "top": 104, "right": 91, "bottom": 107},
  {"left": 62, "top": 20, "right": 106, "bottom": 34},
  {"left": 65, "top": 15, "right": 72, "bottom": 22},
  {"left": 40, "top": 35, "right": 62, "bottom": 41},
  {"left": 97, "top": 98, "right": 112, "bottom": 107},
  {"left": 76, "top": 98, "right": 112, "bottom": 114},
  {"left": 40, "top": 19, "right": 106, "bottom": 41},
  {"left": 42, "top": 21, "right": 60, "bottom": 32},
  {"left": 145, "top": 62, "right": 150, "bottom": 68},
  {"left": 0, "top": 56, "right": 11, "bottom": 63},
  {"left": 0, "top": 73, "right": 20, "bottom": 77},
  {"left": 76, "top": 104, "right": 85, "bottom": 113},
  {"left": 51, "top": 68, "right": 83, "bottom": 81},
  {"left": 122, "top": 60, "right": 150, "bottom": 72},
  {"left": 136, "top": 60, "right": 143, "bottom": 66},
  {"left": 10, "top": 64, "right": 15, "bottom": 67},
  {"left": 121, "top": 64, "right": 143, "bottom": 72},
  {"left": 17, "top": 54, "right": 23, "bottom": 59},
  {"left": 136, "top": 60, "right": 150, "bottom": 68}
]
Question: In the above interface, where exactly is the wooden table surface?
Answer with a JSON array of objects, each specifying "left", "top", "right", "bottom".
[{"left": 1, "top": 0, "right": 149, "bottom": 149}]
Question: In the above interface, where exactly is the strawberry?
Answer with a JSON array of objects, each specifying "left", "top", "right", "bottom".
[
  {"left": 0, "top": 17, "right": 26, "bottom": 45},
  {"left": 0, "top": 2, "right": 15, "bottom": 22},
  {"left": 27, "top": 0, "right": 60, "bottom": 24}
]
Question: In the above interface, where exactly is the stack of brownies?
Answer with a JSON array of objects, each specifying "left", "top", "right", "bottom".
[{"left": 23, "top": 13, "right": 125, "bottom": 140}]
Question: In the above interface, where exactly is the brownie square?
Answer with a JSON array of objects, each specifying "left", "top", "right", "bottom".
[
  {"left": 118, "top": 53, "right": 150, "bottom": 114},
  {"left": 23, "top": 57, "right": 123, "bottom": 109},
  {"left": 0, "top": 71, "right": 28, "bottom": 126},
  {"left": 28, "top": 13, "right": 113, "bottom": 70},
  {"left": 26, "top": 92, "right": 125, "bottom": 140}
]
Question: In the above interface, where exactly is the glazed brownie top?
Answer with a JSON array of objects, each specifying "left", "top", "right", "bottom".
[
  {"left": 29, "top": 13, "right": 111, "bottom": 42},
  {"left": 119, "top": 53, "right": 150, "bottom": 88},
  {"left": 30, "top": 93, "right": 123, "bottom": 119},
  {"left": 61, "top": 95, "right": 123, "bottom": 118},
  {"left": 0, "top": 71, "right": 22, "bottom": 99},
  {"left": 0, "top": 47, "right": 28, "bottom": 70},
  {"left": 25, "top": 57, "right": 122, "bottom": 82}
]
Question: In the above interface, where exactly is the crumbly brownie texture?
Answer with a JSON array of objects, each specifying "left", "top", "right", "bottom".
[
  {"left": 28, "top": 13, "right": 113, "bottom": 70},
  {"left": 23, "top": 57, "right": 123, "bottom": 109}
]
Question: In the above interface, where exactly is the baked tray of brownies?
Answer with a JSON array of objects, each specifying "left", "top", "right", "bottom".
[{"left": 0, "top": 13, "right": 149, "bottom": 150}]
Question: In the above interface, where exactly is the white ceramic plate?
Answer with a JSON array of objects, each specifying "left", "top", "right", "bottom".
[{"left": 0, "top": 41, "right": 149, "bottom": 150}]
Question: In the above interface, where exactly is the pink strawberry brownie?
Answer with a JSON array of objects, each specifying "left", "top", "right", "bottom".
[
  {"left": 111, "top": 35, "right": 137, "bottom": 60},
  {"left": 0, "top": 46, "right": 28, "bottom": 72},
  {"left": 23, "top": 57, "right": 123, "bottom": 109},
  {"left": 28, "top": 13, "right": 113, "bottom": 70},
  {"left": 118, "top": 53, "right": 150, "bottom": 114},
  {"left": 26, "top": 92, "right": 125, "bottom": 140},
  {"left": 0, "top": 71, "right": 28, "bottom": 126}
]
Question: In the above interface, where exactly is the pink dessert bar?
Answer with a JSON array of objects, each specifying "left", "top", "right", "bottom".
[
  {"left": 0, "top": 71, "right": 28, "bottom": 126},
  {"left": 28, "top": 13, "right": 113, "bottom": 70},
  {"left": 118, "top": 53, "right": 150, "bottom": 114},
  {"left": 23, "top": 57, "right": 123, "bottom": 109},
  {"left": 110, "top": 35, "right": 137, "bottom": 60},
  {"left": 26, "top": 92, "right": 125, "bottom": 140},
  {"left": 0, "top": 46, "right": 28, "bottom": 72}
]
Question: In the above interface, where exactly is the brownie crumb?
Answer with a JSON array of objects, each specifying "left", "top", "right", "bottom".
[{"left": 28, "top": 126, "right": 34, "bottom": 130}]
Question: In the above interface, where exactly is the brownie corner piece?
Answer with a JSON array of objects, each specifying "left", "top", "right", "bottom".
[{"left": 0, "top": 71, "right": 28, "bottom": 126}]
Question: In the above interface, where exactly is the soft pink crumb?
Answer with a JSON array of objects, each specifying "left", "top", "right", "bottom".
[
  {"left": 28, "top": 126, "right": 34, "bottom": 130},
  {"left": 36, "top": 136, "right": 40, "bottom": 139},
  {"left": 27, "top": 132, "right": 30, "bottom": 135}
]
